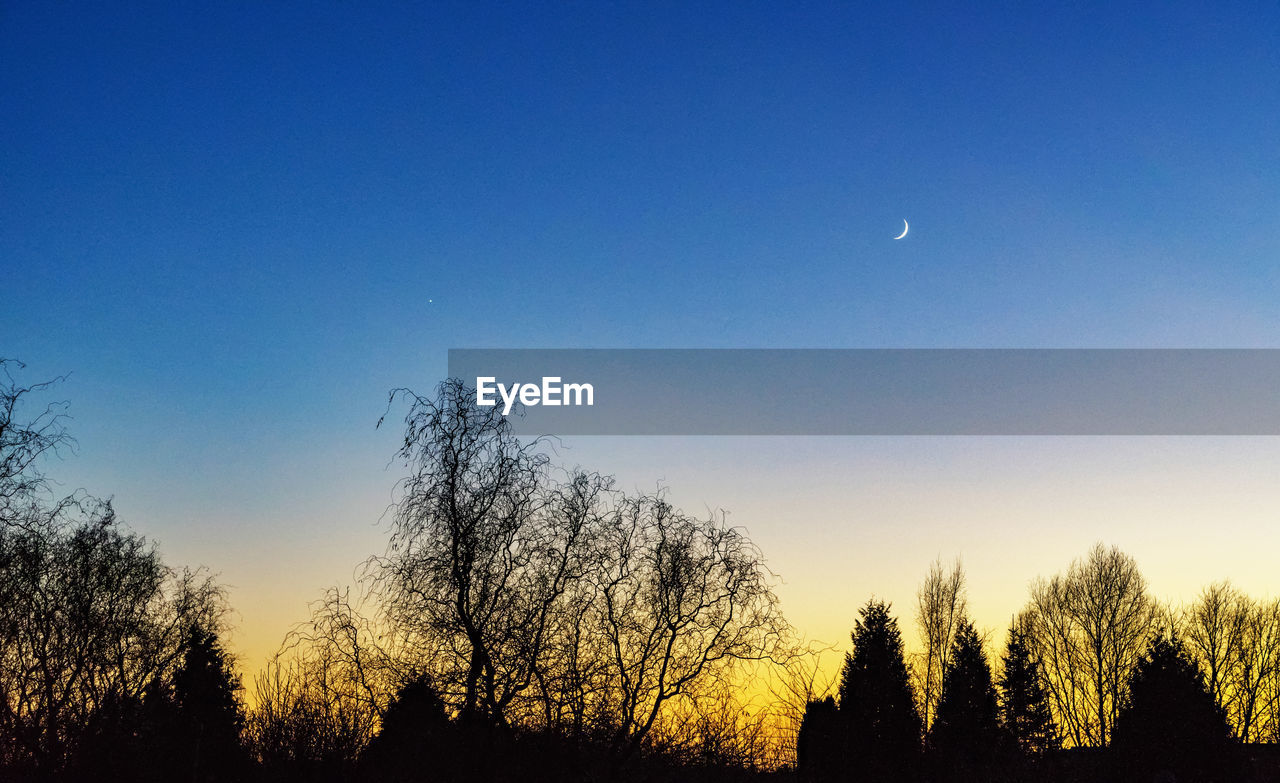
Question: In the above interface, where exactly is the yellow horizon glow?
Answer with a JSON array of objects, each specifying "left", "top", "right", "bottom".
[{"left": 182, "top": 435, "right": 1280, "bottom": 715}]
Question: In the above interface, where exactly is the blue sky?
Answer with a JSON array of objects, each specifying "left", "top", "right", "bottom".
[{"left": 3, "top": 2, "right": 1280, "bottom": 664}]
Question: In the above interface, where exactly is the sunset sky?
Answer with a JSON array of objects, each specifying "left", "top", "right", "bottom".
[{"left": 4, "top": 3, "right": 1280, "bottom": 672}]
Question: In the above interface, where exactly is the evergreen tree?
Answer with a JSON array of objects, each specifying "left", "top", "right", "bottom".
[
  {"left": 1112, "top": 632, "right": 1238, "bottom": 783},
  {"left": 928, "top": 619, "right": 1000, "bottom": 779},
  {"left": 167, "top": 624, "right": 249, "bottom": 782},
  {"left": 838, "top": 599, "right": 922, "bottom": 783},
  {"left": 997, "top": 621, "right": 1058, "bottom": 756}
]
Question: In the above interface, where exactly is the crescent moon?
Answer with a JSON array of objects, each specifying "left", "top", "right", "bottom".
[{"left": 893, "top": 219, "right": 909, "bottom": 240}]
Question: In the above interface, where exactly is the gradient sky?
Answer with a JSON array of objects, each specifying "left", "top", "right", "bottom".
[{"left": 4, "top": 2, "right": 1280, "bottom": 671}]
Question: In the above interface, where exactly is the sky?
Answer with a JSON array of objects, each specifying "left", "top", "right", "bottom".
[{"left": 3, "top": 2, "right": 1280, "bottom": 673}]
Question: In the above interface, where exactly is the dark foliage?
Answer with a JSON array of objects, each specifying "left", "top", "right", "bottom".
[
  {"left": 797, "top": 696, "right": 841, "bottom": 782},
  {"left": 360, "top": 676, "right": 454, "bottom": 782},
  {"left": 1111, "top": 632, "right": 1239, "bottom": 783},
  {"left": 998, "top": 621, "right": 1059, "bottom": 757},
  {"left": 168, "top": 625, "right": 250, "bottom": 781},
  {"left": 837, "top": 599, "right": 922, "bottom": 783},
  {"left": 62, "top": 692, "right": 154, "bottom": 782},
  {"left": 68, "top": 626, "right": 249, "bottom": 782},
  {"left": 928, "top": 619, "right": 1001, "bottom": 779}
]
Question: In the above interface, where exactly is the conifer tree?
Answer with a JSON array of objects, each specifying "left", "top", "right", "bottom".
[
  {"left": 168, "top": 624, "right": 248, "bottom": 782},
  {"left": 998, "top": 621, "right": 1059, "bottom": 756},
  {"left": 837, "top": 599, "right": 921, "bottom": 783},
  {"left": 1112, "top": 632, "right": 1237, "bottom": 782},
  {"left": 929, "top": 619, "right": 1000, "bottom": 779}
]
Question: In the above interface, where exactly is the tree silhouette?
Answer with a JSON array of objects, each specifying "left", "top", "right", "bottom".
[
  {"left": 593, "top": 492, "right": 793, "bottom": 754},
  {"left": 246, "top": 588, "right": 388, "bottom": 778},
  {"left": 0, "top": 500, "right": 227, "bottom": 776},
  {"left": 1025, "top": 543, "right": 1152, "bottom": 746},
  {"left": 0, "top": 363, "right": 229, "bottom": 779},
  {"left": 796, "top": 696, "right": 841, "bottom": 782},
  {"left": 0, "top": 359, "right": 73, "bottom": 526},
  {"left": 838, "top": 599, "right": 921, "bottom": 783},
  {"left": 166, "top": 624, "right": 248, "bottom": 782},
  {"left": 1111, "top": 631, "right": 1238, "bottom": 783},
  {"left": 998, "top": 619, "right": 1058, "bottom": 757},
  {"left": 1227, "top": 596, "right": 1280, "bottom": 744},
  {"left": 1183, "top": 581, "right": 1245, "bottom": 714},
  {"left": 916, "top": 558, "right": 966, "bottom": 733},
  {"left": 374, "top": 379, "right": 554, "bottom": 727},
  {"left": 928, "top": 619, "right": 1000, "bottom": 778},
  {"left": 1183, "top": 582, "right": 1280, "bottom": 743},
  {"left": 360, "top": 675, "right": 455, "bottom": 782},
  {"left": 775, "top": 650, "right": 838, "bottom": 771},
  {"left": 371, "top": 380, "right": 794, "bottom": 753}
]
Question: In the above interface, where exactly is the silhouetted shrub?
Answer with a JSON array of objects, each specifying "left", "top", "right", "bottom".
[
  {"left": 360, "top": 676, "right": 454, "bottom": 781},
  {"left": 63, "top": 692, "right": 154, "bottom": 783},
  {"left": 797, "top": 696, "right": 841, "bottom": 781}
]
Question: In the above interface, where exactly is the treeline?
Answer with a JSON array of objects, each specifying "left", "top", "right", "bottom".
[
  {"left": 1, "top": 369, "right": 797, "bottom": 781},
  {"left": 799, "top": 552, "right": 1259, "bottom": 782},
  {"left": 0, "top": 361, "right": 243, "bottom": 781},
  {"left": 3, "top": 364, "right": 1279, "bottom": 782}
]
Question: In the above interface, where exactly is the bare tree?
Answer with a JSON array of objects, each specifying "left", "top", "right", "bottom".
[
  {"left": 592, "top": 492, "right": 793, "bottom": 753},
  {"left": 1022, "top": 588, "right": 1091, "bottom": 748},
  {"left": 518, "top": 469, "right": 613, "bottom": 736},
  {"left": 1230, "top": 597, "right": 1280, "bottom": 742},
  {"left": 0, "top": 359, "right": 73, "bottom": 527},
  {"left": 247, "top": 588, "right": 391, "bottom": 772},
  {"left": 1024, "top": 543, "right": 1152, "bottom": 747},
  {"left": 770, "top": 647, "right": 837, "bottom": 768},
  {"left": 1183, "top": 581, "right": 1246, "bottom": 721},
  {"left": 1185, "top": 587, "right": 1280, "bottom": 743},
  {"left": 1253, "top": 600, "right": 1280, "bottom": 743},
  {"left": 371, "top": 380, "right": 550, "bottom": 726},
  {"left": 0, "top": 360, "right": 230, "bottom": 775},
  {"left": 0, "top": 498, "right": 227, "bottom": 772},
  {"left": 916, "top": 557, "right": 966, "bottom": 732},
  {"left": 651, "top": 677, "right": 780, "bottom": 771},
  {"left": 366, "top": 379, "right": 796, "bottom": 765}
]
